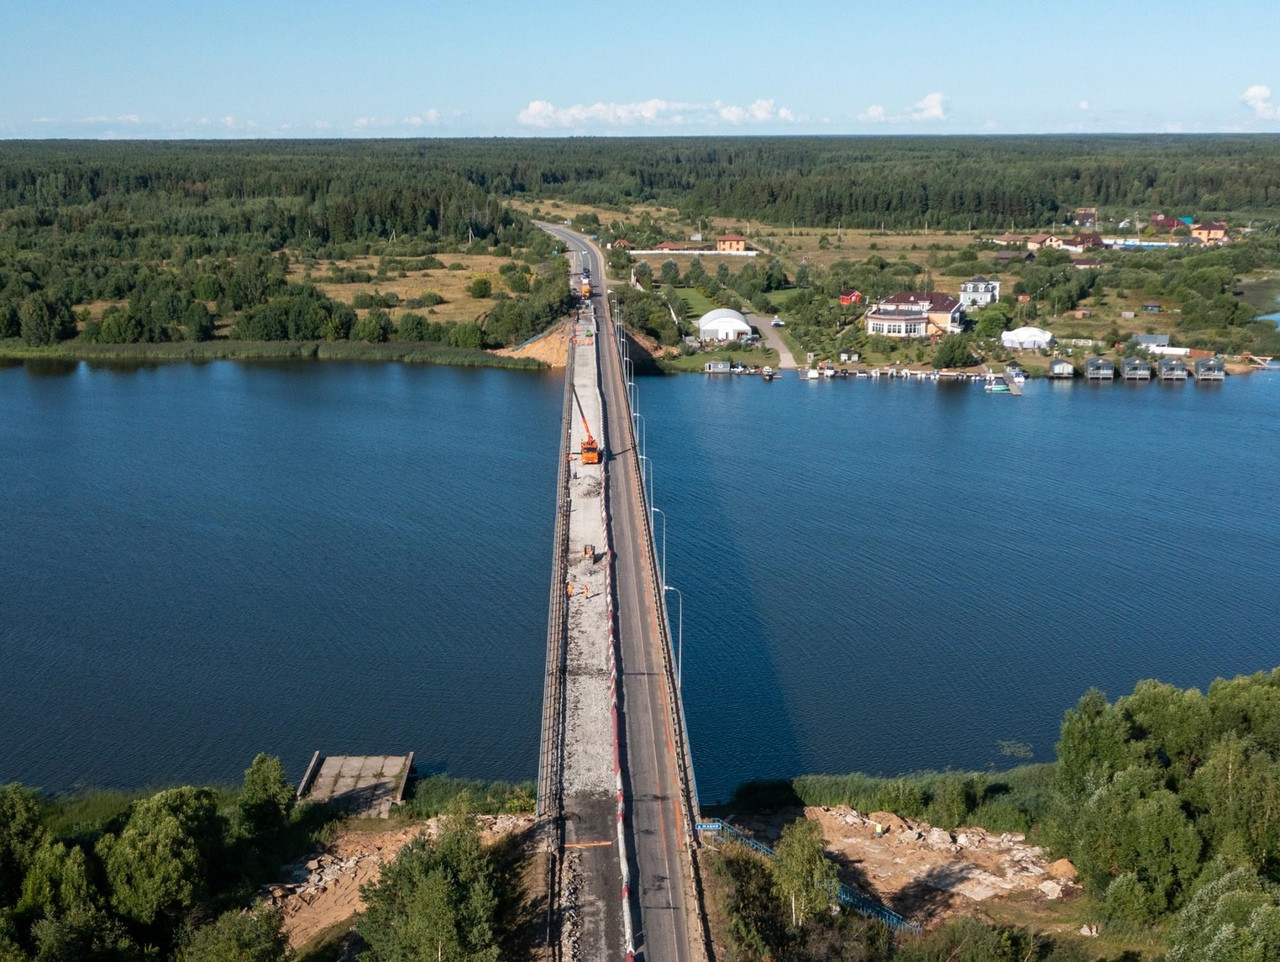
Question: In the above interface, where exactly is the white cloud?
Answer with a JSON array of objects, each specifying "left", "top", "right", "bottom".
[
  {"left": 313, "top": 120, "right": 332, "bottom": 130},
  {"left": 518, "top": 97, "right": 798, "bottom": 129},
  {"left": 1078, "top": 100, "right": 1090, "bottom": 111},
  {"left": 858, "top": 104, "right": 886, "bottom": 123},
  {"left": 31, "top": 116, "right": 56, "bottom": 124},
  {"left": 402, "top": 109, "right": 441, "bottom": 127},
  {"left": 715, "top": 98, "right": 796, "bottom": 124},
  {"left": 116, "top": 114, "right": 141, "bottom": 124},
  {"left": 81, "top": 115, "right": 111, "bottom": 124},
  {"left": 910, "top": 92, "right": 947, "bottom": 122},
  {"left": 1243, "top": 84, "right": 1277, "bottom": 118}
]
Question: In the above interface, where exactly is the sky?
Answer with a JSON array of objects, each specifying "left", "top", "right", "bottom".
[{"left": 3, "top": 0, "right": 1279, "bottom": 140}]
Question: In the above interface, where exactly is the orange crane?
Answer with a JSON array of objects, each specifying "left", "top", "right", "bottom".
[{"left": 571, "top": 386, "right": 601, "bottom": 464}]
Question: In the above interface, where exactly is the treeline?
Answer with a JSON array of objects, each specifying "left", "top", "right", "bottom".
[
  {"left": 715, "top": 668, "right": 1280, "bottom": 961},
  {"left": 470, "top": 135, "right": 1280, "bottom": 228},
  {"left": 0, "top": 765, "right": 536, "bottom": 962},
  {"left": 0, "top": 755, "right": 304, "bottom": 961},
  {"left": 0, "top": 141, "right": 561, "bottom": 353}
]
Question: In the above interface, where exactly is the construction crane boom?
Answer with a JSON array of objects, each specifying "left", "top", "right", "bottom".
[{"left": 570, "top": 386, "right": 601, "bottom": 464}]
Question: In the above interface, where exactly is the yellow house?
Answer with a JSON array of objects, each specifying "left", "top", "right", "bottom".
[{"left": 716, "top": 234, "right": 748, "bottom": 252}]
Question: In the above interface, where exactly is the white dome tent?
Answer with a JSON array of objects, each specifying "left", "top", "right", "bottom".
[
  {"left": 697, "top": 308, "right": 752, "bottom": 341},
  {"left": 1001, "top": 326, "right": 1055, "bottom": 350}
]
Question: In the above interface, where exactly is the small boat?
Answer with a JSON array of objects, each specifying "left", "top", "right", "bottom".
[
  {"left": 762, "top": 366, "right": 777, "bottom": 381},
  {"left": 985, "top": 382, "right": 1012, "bottom": 393},
  {"left": 805, "top": 367, "right": 820, "bottom": 380}
]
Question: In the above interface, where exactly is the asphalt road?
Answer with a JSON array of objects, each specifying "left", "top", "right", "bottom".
[{"left": 541, "top": 224, "right": 695, "bottom": 962}]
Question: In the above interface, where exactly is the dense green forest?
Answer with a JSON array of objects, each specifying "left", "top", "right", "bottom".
[
  {"left": 0, "top": 764, "right": 534, "bottom": 962},
  {"left": 4, "top": 137, "right": 1280, "bottom": 357},
  {"left": 710, "top": 669, "right": 1280, "bottom": 961}
]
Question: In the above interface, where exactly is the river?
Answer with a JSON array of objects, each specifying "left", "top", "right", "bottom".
[{"left": 2, "top": 357, "right": 1278, "bottom": 801}]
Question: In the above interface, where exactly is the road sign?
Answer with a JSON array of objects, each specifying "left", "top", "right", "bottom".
[{"left": 695, "top": 822, "right": 722, "bottom": 832}]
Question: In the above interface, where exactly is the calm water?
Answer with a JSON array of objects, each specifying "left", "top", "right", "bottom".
[
  {"left": 641, "top": 367, "right": 1280, "bottom": 801},
  {"left": 2, "top": 359, "right": 1279, "bottom": 802},
  {"left": 0, "top": 360, "right": 563, "bottom": 792}
]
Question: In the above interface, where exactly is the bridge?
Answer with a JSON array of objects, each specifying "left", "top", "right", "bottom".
[
  {"left": 533, "top": 226, "right": 916, "bottom": 960},
  {"left": 536, "top": 225, "right": 708, "bottom": 962}
]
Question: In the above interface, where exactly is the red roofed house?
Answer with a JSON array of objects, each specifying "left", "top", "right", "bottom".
[
  {"left": 716, "top": 234, "right": 749, "bottom": 253},
  {"left": 839, "top": 290, "right": 863, "bottom": 306},
  {"left": 864, "top": 291, "right": 963, "bottom": 339}
]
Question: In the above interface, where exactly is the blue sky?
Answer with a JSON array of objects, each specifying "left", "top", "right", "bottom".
[{"left": 3, "top": 0, "right": 1279, "bottom": 139}]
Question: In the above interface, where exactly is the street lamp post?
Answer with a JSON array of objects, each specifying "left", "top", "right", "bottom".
[
  {"left": 663, "top": 584, "right": 683, "bottom": 688},
  {"left": 651, "top": 506, "right": 667, "bottom": 589},
  {"left": 632, "top": 411, "right": 646, "bottom": 462},
  {"left": 637, "top": 453, "right": 653, "bottom": 507}
]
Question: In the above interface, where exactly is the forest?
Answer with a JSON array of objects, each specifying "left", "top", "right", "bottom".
[
  {"left": 9, "top": 672, "right": 1280, "bottom": 960},
  {"left": 3, "top": 136, "right": 1280, "bottom": 360},
  {"left": 707, "top": 669, "right": 1280, "bottom": 962}
]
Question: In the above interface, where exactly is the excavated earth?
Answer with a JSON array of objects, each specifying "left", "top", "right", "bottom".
[{"left": 729, "top": 806, "right": 1079, "bottom": 928}]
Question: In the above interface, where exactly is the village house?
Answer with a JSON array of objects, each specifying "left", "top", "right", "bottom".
[
  {"left": 959, "top": 277, "right": 1000, "bottom": 309},
  {"left": 1060, "top": 232, "right": 1104, "bottom": 252},
  {"left": 1025, "top": 234, "right": 1063, "bottom": 251},
  {"left": 839, "top": 290, "right": 863, "bottom": 306},
  {"left": 716, "top": 234, "right": 749, "bottom": 253},
  {"left": 995, "top": 250, "right": 1036, "bottom": 265},
  {"left": 864, "top": 291, "right": 962, "bottom": 339},
  {"left": 1073, "top": 207, "right": 1098, "bottom": 227},
  {"left": 1191, "top": 220, "right": 1229, "bottom": 245}
]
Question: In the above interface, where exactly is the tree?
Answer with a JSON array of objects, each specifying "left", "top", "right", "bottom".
[
  {"left": 932, "top": 334, "right": 976, "bottom": 369},
  {"left": 30, "top": 903, "right": 143, "bottom": 962},
  {"left": 661, "top": 259, "right": 682, "bottom": 288},
  {"left": 467, "top": 277, "right": 491, "bottom": 299},
  {"left": 18, "top": 842, "right": 96, "bottom": 921},
  {"left": 98, "top": 787, "right": 223, "bottom": 926},
  {"left": 1167, "top": 866, "right": 1280, "bottom": 962},
  {"left": 971, "top": 301, "right": 1013, "bottom": 337},
  {"left": 19, "top": 294, "right": 67, "bottom": 347},
  {"left": 176, "top": 907, "right": 287, "bottom": 962},
  {"left": 633, "top": 261, "right": 653, "bottom": 290},
  {"left": 359, "top": 817, "right": 500, "bottom": 962},
  {"left": 351, "top": 308, "right": 392, "bottom": 343},
  {"left": 233, "top": 754, "right": 294, "bottom": 854},
  {"left": 0, "top": 783, "right": 46, "bottom": 906},
  {"left": 184, "top": 302, "right": 214, "bottom": 342},
  {"left": 771, "top": 818, "right": 836, "bottom": 929}
]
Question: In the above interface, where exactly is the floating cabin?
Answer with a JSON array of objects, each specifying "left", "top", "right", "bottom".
[
  {"left": 1085, "top": 356, "right": 1115, "bottom": 379},
  {"left": 1122, "top": 356, "right": 1152, "bottom": 380},
  {"left": 1048, "top": 357, "right": 1076, "bottom": 379},
  {"left": 703, "top": 360, "right": 731, "bottom": 374},
  {"left": 1158, "top": 357, "right": 1189, "bottom": 380},
  {"left": 1193, "top": 357, "right": 1225, "bottom": 381}
]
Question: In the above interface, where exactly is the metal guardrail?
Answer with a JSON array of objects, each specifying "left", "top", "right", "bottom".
[
  {"left": 697, "top": 819, "right": 922, "bottom": 934},
  {"left": 536, "top": 338, "right": 575, "bottom": 961}
]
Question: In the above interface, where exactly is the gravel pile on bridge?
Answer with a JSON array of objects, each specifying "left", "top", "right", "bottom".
[{"left": 561, "top": 464, "right": 614, "bottom": 797}]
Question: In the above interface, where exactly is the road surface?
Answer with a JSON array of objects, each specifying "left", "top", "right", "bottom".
[{"left": 541, "top": 223, "right": 698, "bottom": 962}]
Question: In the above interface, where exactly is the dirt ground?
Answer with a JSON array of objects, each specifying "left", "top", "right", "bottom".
[
  {"left": 263, "top": 814, "right": 536, "bottom": 952},
  {"left": 491, "top": 319, "right": 571, "bottom": 367},
  {"left": 729, "top": 806, "right": 1079, "bottom": 929}
]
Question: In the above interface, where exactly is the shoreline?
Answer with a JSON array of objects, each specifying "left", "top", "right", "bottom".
[{"left": 0, "top": 338, "right": 548, "bottom": 371}]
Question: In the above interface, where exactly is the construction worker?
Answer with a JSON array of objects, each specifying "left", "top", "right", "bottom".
[
  {"left": 566, "top": 582, "right": 573, "bottom": 598},
  {"left": 583, "top": 583, "right": 590, "bottom": 598}
]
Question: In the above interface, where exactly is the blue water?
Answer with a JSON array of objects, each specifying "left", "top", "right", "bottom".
[
  {"left": 2, "top": 359, "right": 1279, "bottom": 804},
  {"left": 638, "top": 369, "right": 1280, "bottom": 802},
  {"left": 0, "top": 360, "right": 563, "bottom": 792}
]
